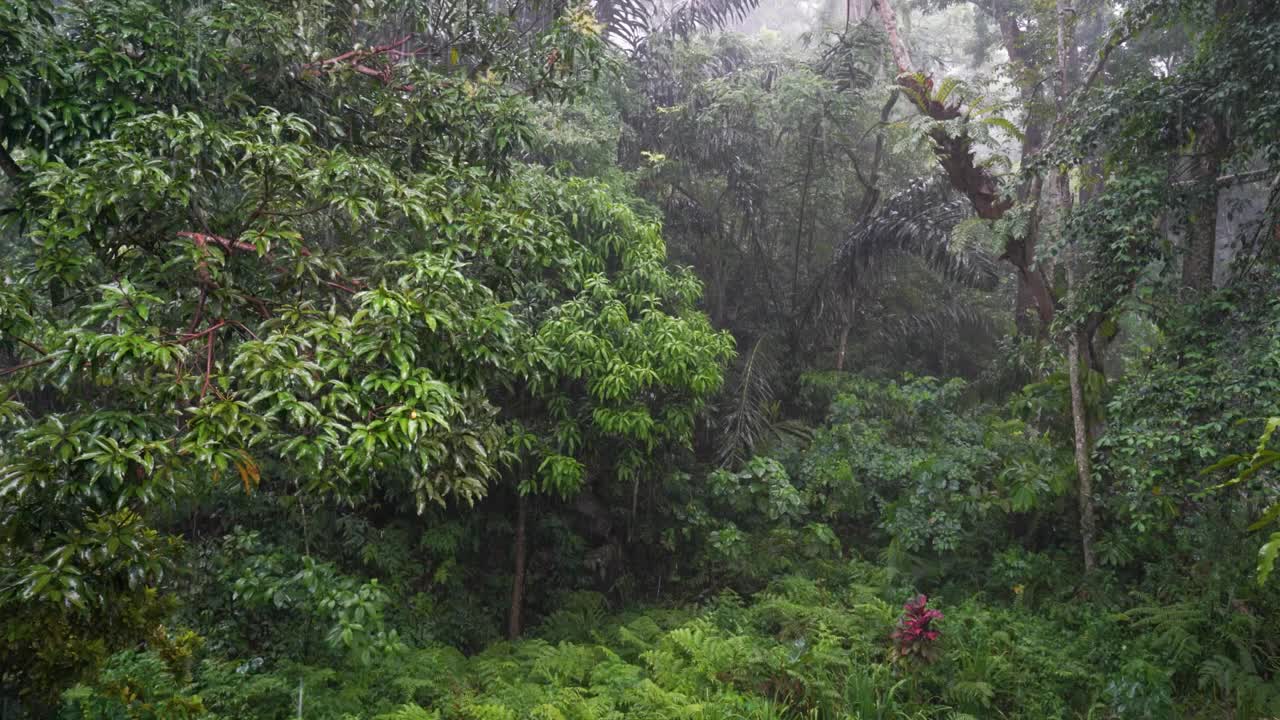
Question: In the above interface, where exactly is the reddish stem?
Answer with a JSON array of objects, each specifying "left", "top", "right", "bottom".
[
  {"left": 311, "top": 35, "right": 412, "bottom": 68},
  {"left": 200, "top": 330, "right": 216, "bottom": 400},
  {"left": 179, "top": 231, "right": 259, "bottom": 254},
  {"left": 322, "top": 280, "right": 359, "bottom": 294},
  {"left": 177, "top": 320, "right": 227, "bottom": 344}
]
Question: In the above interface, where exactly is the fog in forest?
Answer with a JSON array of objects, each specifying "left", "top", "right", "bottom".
[{"left": 1, "top": 0, "right": 1278, "bottom": 717}]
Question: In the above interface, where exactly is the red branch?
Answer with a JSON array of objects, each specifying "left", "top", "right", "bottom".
[
  {"left": 312, "top": 35, "right": 413, "bottom": 68},
  {"left": 187, "top": 285, "right": 208, "bottom": 333},
  {"left": 179, "top": 231, "right": 259, "bottom": 254},
  {"left": 229, "top": 320, "right": 259, "bottom": 339},
  {"left": 180, "top": 231, "right": 313, "bottom": 257},
  {"left": 177, "top": 320, "right": 227, "bottom": 344},
  {"left": 304, "top": 35, "right": 417, "bottom": 91},
  {"left": 322, "top": 280, "right": 359, "bottom": 294},
  {"left": 177, "top": 229, "right": 362, "bottom": 334}
]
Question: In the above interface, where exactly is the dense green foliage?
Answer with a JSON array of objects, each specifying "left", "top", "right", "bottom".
[{"left": 2, "top": 0, "right": 1279, "bottom": 717}]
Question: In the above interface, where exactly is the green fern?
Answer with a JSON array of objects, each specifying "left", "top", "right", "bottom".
[
  {"left": 1119, "top": 601, "right": 1205, "bottom": 666},
  {"left": 977, "top": 115, "right": 1024, "bottom": 141},
  {"left": 933, "top": 76, "right": 964, "bottom": 106},
  {"left": 539, "top": 592, "right": 609, "bottom": 644},
  {"left": 460, "top": 702, "right": 518, "bottom": 720},
  {"left": 945, "top": 680, "right": 995, "bottom": 709},
  {"left": 373, "top": 705, "right": 440, "bottom": 720}
]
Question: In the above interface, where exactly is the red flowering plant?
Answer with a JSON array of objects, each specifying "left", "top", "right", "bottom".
[{"left": 889, "top": 594, "right": 944, "bottom": 666}]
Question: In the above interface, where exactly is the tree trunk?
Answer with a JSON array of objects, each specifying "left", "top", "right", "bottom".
[
  {"left": 1067, "top": 327, "right": 1097, "bottom": 573},
  {"left": 1182, "top": 0, "right": 1235, "bottom": 291},
  {"left": 873, "top": 0, "right": 914, "bottom": 73},
  {"left": 836, "top": 323, "right": 851, "bottom": 371},
  {"left": 507, "top": 493, "right": 529, "bottom": 640},
  {"left": 874, "top": 0, "right": 1055, "bottom": 332},
  {"left": 857, "top": 92, "right": 899, "bottom": 218},
  {"left": 1182, "top": 115, "right": 1224, "bottom": 292},
  {"left": 1054, "top": 0, "right": 1097, "bottom": 573},
  {"left": 791, "top": 131, "right": 817, "bottom": 311},
  {"left": 1062, "top": 167, "right": 1098, "bottom": 573}
]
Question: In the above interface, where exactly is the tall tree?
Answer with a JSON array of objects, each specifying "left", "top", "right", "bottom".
[
  {"left": 0, "top": 0, "right": 731, "bottom": 696},
  {"left": 871, "top": 0, "right": 1058, "bottom": 335}
]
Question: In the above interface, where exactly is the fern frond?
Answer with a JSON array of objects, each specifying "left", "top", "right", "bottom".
[
  {"left": 979, "top": 115, "right": 1024, "bottom": 141},
  {"left": 933, "top": 76, "right": 963, "bottom": 106},
  {"left": 945, "top": 680, "right": 995, "bottom": 708},
  {"left": 373, "top": 704, "right": 440, "bottom": 720}
]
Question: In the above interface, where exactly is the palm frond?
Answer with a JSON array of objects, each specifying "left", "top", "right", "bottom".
[
  {"left": 877, "top": 300, "right": 1001, "bottom": 343},
  {"left": 598, "top": 0, "right": 760, "bottom": 48},
  {"left": 716, "top": 334, "right": 777, "bottom": 467},
  {"left": 834, "top": 178, "right": 1001, "bottom": 293}
]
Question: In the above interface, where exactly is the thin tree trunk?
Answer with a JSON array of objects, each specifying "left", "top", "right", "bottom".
[
  {"left": 1055, "top": 0, "right": 1096, "bottom": 573},
  {"left": 858, "top": 92, "right": 899, "bottom": 218},
  {"left": 711, "top": 220, "right": 732, "bottom": 326},
  {"left": 836, "top": 323, "right": 851, "bottom": 371},
  {"left": 507, "top": 493, "right": 529, "bottom": 640},
  {"left": 791, "top": 133, "right": 817, "bottom": 310},
  {"left": 1067, "top": 326, "right": 1097, "bottom": 572},
  {"left": 1062, "top": 171, "right": 1099, "bottom": 571}
]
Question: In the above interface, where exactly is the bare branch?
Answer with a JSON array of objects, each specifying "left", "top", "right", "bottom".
[{"left": 0, "top": 356, "right": 54, "bottom": 377}]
